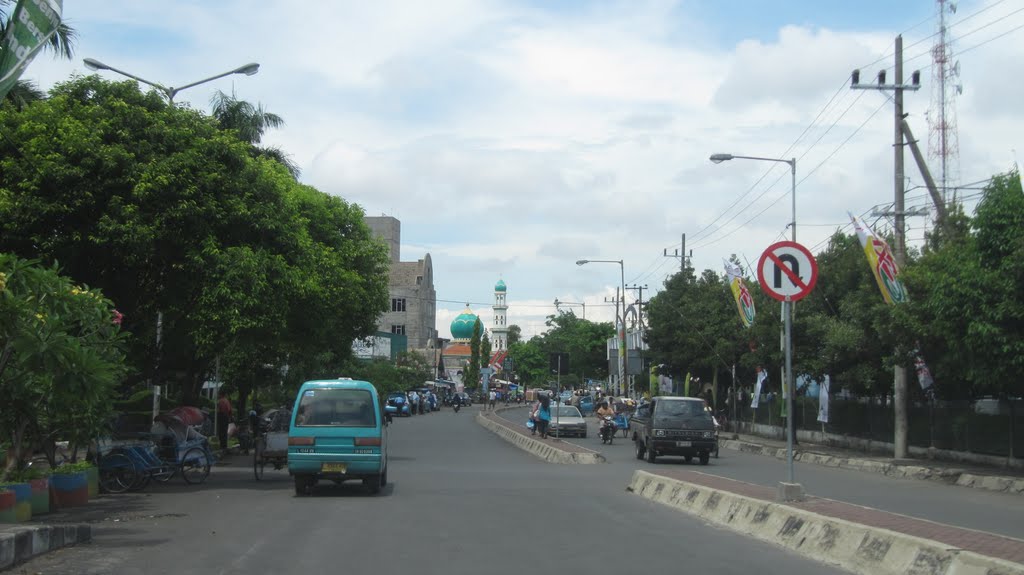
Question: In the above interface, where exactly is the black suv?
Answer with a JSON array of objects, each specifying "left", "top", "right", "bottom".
[{"left": 630, "top": 397, "right": 717, "bottom": 465}]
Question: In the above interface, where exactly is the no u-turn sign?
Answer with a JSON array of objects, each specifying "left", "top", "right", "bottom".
[{"left": 757, "top": 241, "right": 818, "bottom": 302}]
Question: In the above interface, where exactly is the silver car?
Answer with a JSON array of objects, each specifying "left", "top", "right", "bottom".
[{"left": 547, "top": 405, "right": 588, "bottom": 438}]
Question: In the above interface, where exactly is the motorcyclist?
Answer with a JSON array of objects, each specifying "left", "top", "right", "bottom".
[{"left": 595, "top": 402, "right": 614, "bottom": 420}]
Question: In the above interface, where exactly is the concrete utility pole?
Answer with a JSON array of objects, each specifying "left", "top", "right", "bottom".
[
  {"left": 851, "top": 35, "right": 921, "bottom": 460},
  {"left": 664, "top": 234, "right": 690, "bottom": 273}
]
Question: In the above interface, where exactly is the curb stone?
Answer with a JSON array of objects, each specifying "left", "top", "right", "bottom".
[
  {"left": 476, "top": 412, "right": 605, "bottom": 464},
  {"left": 628, "top": 470, "right": 1024, "bottom": 575},
  {"left": 720, "top": 439, "right": 1024, "bottom": 496},
  {"left": 0, "top": 524, "right": 91, "bottom": 571}
]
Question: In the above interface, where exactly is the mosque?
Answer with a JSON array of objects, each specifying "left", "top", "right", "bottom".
[{"left": 439, "top": 279, "right": 510, "bottom": 387}]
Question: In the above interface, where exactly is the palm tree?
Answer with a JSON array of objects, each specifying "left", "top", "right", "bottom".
[
  {"left": 1, "top": 1, "right": 77, "bottom": 106},
  {"left": 210, "top": 90, "right": 300, "bottom": 178}
]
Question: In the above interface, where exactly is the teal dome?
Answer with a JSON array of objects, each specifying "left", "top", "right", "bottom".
[
  {"left": 495, "top": 279, "right": 506, "bottom": 292},
  {"left": 450, "top": 306, "right": 481, "bottom": 341}
]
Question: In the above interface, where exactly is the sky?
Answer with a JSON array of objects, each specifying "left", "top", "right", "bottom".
[{"left": 23, "top": 0, "right": 1024, "bottom": 340}]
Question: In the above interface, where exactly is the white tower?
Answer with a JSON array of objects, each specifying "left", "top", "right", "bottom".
[{"left": 492, "top": 279, "right": 509, "bottom": 350}]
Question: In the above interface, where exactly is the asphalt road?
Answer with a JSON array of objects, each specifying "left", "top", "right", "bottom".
[
  {"left": 507, "top": 406, "right": 1024, "bottom": 540},
  {"left": 16, "top": 405, "right": 845, "bottom": 575}
]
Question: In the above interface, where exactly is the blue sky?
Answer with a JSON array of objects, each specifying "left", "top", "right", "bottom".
[{"left": 23, "top": 0, "right": 1024, "bottom": 340}]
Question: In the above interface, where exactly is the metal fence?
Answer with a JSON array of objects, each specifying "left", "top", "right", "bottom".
[{"left": 727, "top": 396, "right": 1023, "bottom": 460}]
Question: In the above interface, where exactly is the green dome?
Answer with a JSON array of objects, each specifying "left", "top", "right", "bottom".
[
  {"left": 450, "top": 306, "right": 481, "bottom": 341},
  {"left": 495, "top": 279, "right": 507, "bottom": 292}
]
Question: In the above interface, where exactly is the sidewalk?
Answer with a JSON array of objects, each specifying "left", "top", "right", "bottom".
[
  {"left": 722, "top": 432, "right": 1024, "bottom": 496},
  {"left": 629, "top": 469, "right": 1024, "bottom": 575}
]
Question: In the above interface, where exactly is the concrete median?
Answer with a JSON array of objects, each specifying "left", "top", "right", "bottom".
[
  {"left": 476, "top": 411, "right": 605, "bottom": 464},
  {"left": 1, "top": 523, "right": 91, "bottom": 571},
  {"left": 628, "top": 470, "right": 1024, "bottom": 575}
]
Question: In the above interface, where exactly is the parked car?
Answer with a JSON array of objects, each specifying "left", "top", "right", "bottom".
[
  {"left": 547, "top": 405, "right": 588, "bottom": 438},
  {"left": 288, "top": 378, "right": 389, "bottom": 495},
  {"left": 384, "top": 392, "right": 411, "bottom": 417}
]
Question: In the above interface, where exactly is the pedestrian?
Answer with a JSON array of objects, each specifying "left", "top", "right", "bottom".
[
  {"left": 529, "top": 398, "right": 540, "bottom": 435},
  {"left": 488, "top": 389, "right": 497, "bottom": 410},
  {"left": 535, "top": 392, "right": 552, "bottom": 439},
  {"left": 217, "top": 389, "right": 232, "bottom": 456}
]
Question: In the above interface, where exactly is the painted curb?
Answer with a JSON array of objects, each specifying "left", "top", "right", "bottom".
[
  {"left": 0, "top": 523, "right": 91, "bottom": 571},
  {"left": 720, "top": 439, "right": 1024, "bottom": 496},
  {"left": 476, "top": 412, "right": 605, "bottom": 464},
  {"left": 628, "top": 470, "right": 1024, "bottom": 575}
]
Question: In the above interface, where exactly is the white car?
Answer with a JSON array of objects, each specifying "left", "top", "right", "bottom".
[{"left": 547, "top": 405, "right": 588, "bottom": 438}]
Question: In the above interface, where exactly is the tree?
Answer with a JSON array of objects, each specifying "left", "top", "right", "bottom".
[
  {"left": 210, "top": 90, "right": 300, "bottom": 178},
  {"left": 0, "top": 255, "right": 126, "bottom": 479},
  {"left": 507, "top": 324, "right": 522, "bottom": 346},
  {"left": 0, "top": 76, "right": 389, "bottom": 406},
  {"left": 481, "top": 333, "right": 492, "bottom": 370},
  {"left": 465, "top": 318, "right": 483, "bottom": 391}
]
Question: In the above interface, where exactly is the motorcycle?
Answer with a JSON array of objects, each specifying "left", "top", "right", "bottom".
[
  {"left": 453, "top": 399, "right": 461, "bottom": 413},
  {"left": 599, "top": 416, "right": 616, "bottom": 444}
]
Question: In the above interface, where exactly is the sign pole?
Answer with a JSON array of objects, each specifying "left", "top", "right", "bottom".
[{"left": 785, "top": 297, "right": 794, "bottom": 484}]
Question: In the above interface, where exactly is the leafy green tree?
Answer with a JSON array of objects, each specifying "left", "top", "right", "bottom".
[
  {"left": 0, "top": 76, "right": 389, "bottom": 406},
  {"left": 507, "top": 324, "right": 522, "bottom": 346},
  {"left": 465, "top": 318, "right": 483, "bottom": 390},
  {"left": 210, "top": 90, "right": 300, "bottom": 178},
  {"left": 508, "top": 337, "right": 547, "bottom": 387},
  {"left": 0, "top": 255, "right": 126, "bottom": 478}
]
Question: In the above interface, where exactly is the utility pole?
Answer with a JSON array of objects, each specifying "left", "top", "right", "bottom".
[
  {"left": 664, "top": 234, "right": 691, "bottom": 274},
  {"left": 851, "top": 36, "right": 921, "bottom": 461}
]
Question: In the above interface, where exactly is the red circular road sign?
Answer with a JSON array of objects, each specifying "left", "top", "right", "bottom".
[{"left": 757, "top": 241, "right": 818, "bottom": 302}]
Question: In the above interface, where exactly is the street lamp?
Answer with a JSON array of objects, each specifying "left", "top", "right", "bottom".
[
  {"left": 553, "top": 298, "right": 586, "bottom": 320},
  {"left": 83, "top": 58, "right": 260, "bottom": 104},
  {"left": 710, "top": 152, "right": 799, "bottom": 492},
  {"left": 576, "top": 259, "right": 626, "bottom": 395}
]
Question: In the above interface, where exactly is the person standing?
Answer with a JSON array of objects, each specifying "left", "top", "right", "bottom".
[
  {"left": 535, "top": 392, "right": 552, "bottom": 439},
  {"left": 216, "top": 389, "right": 232, "bottom": 456},
  {"left": 488, "top": 389, "right": 497, "bottom": 411}
]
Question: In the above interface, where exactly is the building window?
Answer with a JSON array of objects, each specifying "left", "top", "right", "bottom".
[
  {"left": 391, "top": 325, "right": 406, "bottom": 335},
  {"left": 416, "top": 276, "right": 423, "bottom": 285},
  {"left": 392, "top": 298, "right": 406, "bottom": 312}
]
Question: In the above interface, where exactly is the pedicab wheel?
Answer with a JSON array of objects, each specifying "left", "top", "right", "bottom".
[
  {"left": 253, "top": 439, "right": 266, "bottom": 481},
  {"left": 99, "top": 452, "right": 136, "bottom": 494},
  {"left": 181, "top": 447, "right": 211, "bottom": 484}
]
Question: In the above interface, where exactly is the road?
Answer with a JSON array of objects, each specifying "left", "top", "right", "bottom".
[
  {"left": 16, "top": 405, "right": 845, "bottom": 575},
  {"left": 505, "top": 406, "right": 1024, "bottom": 540}
]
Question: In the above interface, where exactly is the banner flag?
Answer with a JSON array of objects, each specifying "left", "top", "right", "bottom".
[
  {"left": 724, "top": 260, "right": 756, "bottom": 328},
  {"left": 0, "top": 0, "right": 63, "bottom": 101},
  {"left": 683, "top": 372, "right": 691, "bottom": 397},
  {"left": 914, "top": 352, "right": 934, "bottom": 392},
  {"left": 849, "top": 212, "right": 908, "bottom": 305},
  {"left": 817, "top": 375, "right": 830, "bottom": 423},
  {"left": 751, "top": 368, "right": 766, "bottom": 409}
]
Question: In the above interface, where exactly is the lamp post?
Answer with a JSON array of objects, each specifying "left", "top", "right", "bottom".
[
  {"left": 710, "top": 152, "right": 798, "bottom": 488},
  {"left": 553, "top": 298, "right": 586, "bottom": 320},
  {"left": 576, "top": 259, "right": 625, "bottom": 395},
  {"left": 83, "top": 58, "right": 260, "bottom": 104}
]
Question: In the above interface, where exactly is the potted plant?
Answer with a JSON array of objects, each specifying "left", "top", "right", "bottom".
[
  {"left": 0, "top": 480, "right": 31, "bottom": 521},
  {"left": 49, "top": 461, "right": 92, "bottom": 508},
  {"left": 15, "top": 466, "right": 51, "bottom": 515}
]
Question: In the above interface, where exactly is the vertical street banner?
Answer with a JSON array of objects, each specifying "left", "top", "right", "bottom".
[
  {"left": 849, "top": 212, "right": 908, "bottom": 305},
  {"left": 914, "top": 352, "right": 934, "bottom": 393},
  {"left": 751, "top": 368, "right": 766, "bottom": 409},
  {"left": 724, "top": 260, "right": 756, "bottom": 328},
  {"left": 0, "top": 0, "right": 64, "bottom": 101},
  {"left": 683, "top": 372, "right": 691, "bottom": 397},
  {"left": 817, "top": 375, "right": 830, "bottom": 423}
]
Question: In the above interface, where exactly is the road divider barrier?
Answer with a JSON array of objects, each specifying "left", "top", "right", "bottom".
[
  {"left": 0, "top": 524, "right": 91, "bottom": 571},
  {"left": 628, "top": 470, "right": 1024, "bottom": 575},
  {"left": 475, "top": 411, "right": 604, "bottom": 464}
]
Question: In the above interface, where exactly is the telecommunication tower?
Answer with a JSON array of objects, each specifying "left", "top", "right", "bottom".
[{"left": 928, "top": 0, "right": 962, "bottom": 203}]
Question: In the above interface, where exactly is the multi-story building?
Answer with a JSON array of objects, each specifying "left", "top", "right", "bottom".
[{"left": 364, "top": 216, "right": 437, "bottom": 352}]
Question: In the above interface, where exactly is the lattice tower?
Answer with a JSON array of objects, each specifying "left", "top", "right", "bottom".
[{"left": 928, "top": 0, "right": 962, "bottom": 204}]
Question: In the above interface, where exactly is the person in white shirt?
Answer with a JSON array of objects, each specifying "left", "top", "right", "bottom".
[{"left": 488, "top": 390, "right": 497, "bottom": 410}]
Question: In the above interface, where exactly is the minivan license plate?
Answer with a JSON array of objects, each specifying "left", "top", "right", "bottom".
[
  {"left": 676, "top": 441, "right": 692, "bottom": 447},
  {"left": 322, "top": 463, "right": 347, "bottom": 473}
]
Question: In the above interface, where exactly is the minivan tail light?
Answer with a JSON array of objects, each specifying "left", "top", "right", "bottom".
[
  {"left": 354, "top": 437, "right": 381, "bottom": 446},
  {"left": 289, "top": 437, "right": 315, "bottom": 446}
]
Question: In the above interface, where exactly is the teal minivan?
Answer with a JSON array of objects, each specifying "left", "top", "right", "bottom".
[{"left": 287, "top": 378, "right": 389, "bottom": 495}]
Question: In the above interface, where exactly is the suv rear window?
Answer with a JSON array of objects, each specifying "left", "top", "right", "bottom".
[{"left": 295, "top": 388, "right": 377, "bottom": 427}]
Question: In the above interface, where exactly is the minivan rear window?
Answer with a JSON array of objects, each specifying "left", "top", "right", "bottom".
[
  {"left": 655, "top": 400, "right": 707, "bottom": 418},
  {"left": 294, "top": 388, "right": 377, "bottom": 427}
]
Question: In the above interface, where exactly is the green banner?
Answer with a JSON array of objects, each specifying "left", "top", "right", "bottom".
[{"left": 0, "top": 0, "right": 63, "bottom": 101}]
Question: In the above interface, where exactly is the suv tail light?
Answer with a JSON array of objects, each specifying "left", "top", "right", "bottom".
[{"left": 289, "top": 437, "right": 315, "bottom": 446}]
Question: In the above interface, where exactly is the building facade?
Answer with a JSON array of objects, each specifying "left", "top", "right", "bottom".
[{"left": 364, "top": 216, "right": 437, "bottom": 351}]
